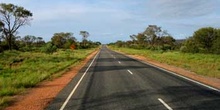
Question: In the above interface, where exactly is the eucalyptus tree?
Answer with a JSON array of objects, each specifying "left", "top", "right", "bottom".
[
  {"left": 0, "top": 20, "right": 4, "bottom": 43},
  {"left": 80, "top": 31, "right": 89, "bottom": 41},
  {"left": 80, "top": 31, "right": 89, "bottom": 47},
  {"left": 22, "top": 35, "right": 36, "bottom": 47},
  {"left": 0, "top": 3, "right": 33, "bottom": 50},
  {"left": 51, "top": 32, "right": 76, "bottom": 49},
  {"left": 143, "top": 25, "right": 169, "bottom": 46},
  {"left": 193, "top": 27, "right": 217, "bottom": 53}
]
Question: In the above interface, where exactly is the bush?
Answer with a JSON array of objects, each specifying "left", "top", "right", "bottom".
[
  {"left": 181, "top": 38, "right": 199, "bottom": 53},
  {"left": 0, "top": 42, "right": 9, "bottom": 52},
  {"left": 19, "top": 46, "right": 32, "bottom": 52},
  {"left": 161, "top": 44, "right": 172, "bottom": 51},
  {"left": 0, "top": 64, "right": 3, "bottom": 70},
  {"left": 41, "top": 43, "right": 57, "bottom": 54},
  {"left": 0, "top": 47, "right": 3, "bottom": 53},
  {"left": 212, "top": 37, "right": 220, "bottom": 54},
  {"left": 180, "top": 46, "right": 187, "bottom": 53}
]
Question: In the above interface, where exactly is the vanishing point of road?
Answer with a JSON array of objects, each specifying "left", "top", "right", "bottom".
[{"left": 46, "top": 46, "right": 220, "bottom": 110}]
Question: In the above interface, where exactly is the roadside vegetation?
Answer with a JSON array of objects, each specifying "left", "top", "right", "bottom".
[
  {"left": 0, "top": 3, "right": 101, "bottom": 109},
  {"left": 109, "top": 46, "right": 220, "bottom": 79},
  {"left": 108, "top": 25, "right": 220, "bottom": 79},
  {"left": 0, "top": 48, "right": 97, "bottom": 107}
]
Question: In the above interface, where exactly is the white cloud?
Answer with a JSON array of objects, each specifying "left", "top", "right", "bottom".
[
  {"left": 30, "top": 1, "right": 133, "bottom": 24},
  {"left": 148, "top": 0, "right": 216, "bottom": 19},
  {"left": 1, "top": 0, "right": 220, "bottom": 43}
]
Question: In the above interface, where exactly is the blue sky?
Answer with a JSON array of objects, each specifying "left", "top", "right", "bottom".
[{"left": 1, "top": 0, "right": 220, "bottom": 44}]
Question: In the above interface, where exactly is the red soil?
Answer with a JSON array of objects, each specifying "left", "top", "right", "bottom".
[
  {"left": 5, "top": 51, "right": 98, "bottom": 110},
  {"left": 4, "top": 50, "right": 220, "bottom": 110}
]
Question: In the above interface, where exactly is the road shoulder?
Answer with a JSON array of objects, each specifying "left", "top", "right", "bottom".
[
  {"left": 5, "top": 50, "right": 98, "bottom": 110},
  {"left": 125, "top": 54, "right": 220, "bottom": 90}
]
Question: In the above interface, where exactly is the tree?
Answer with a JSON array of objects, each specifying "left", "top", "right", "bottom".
[
  {"left": 180, "top": 37, "right": 199, "bottom": 53},
  {"left": 115, "top": 40, "right": 124, "bottom": 47},
  {"left": 22, "top": 35, "right": 36, "bottom": 47},
  {"left": 0, "top": 20, "right": 4, "bottom": 43},
  {"left": 143, "top": 25, "right": 169, "bottom": 47},
  {"left": 212, "top": 29, "right": 220, "bottom": 54},
  {"left": 0, "top": 21, "right": 3, "bottom": 52},
  {"left": 129, "top": 33, "right": 149, "bottom": 49},
  {"left": 80, "top": 31, "right": 89, "bottom": 47},
  {"left": 51, "top": 32, "right": 76, "bottom": 48},
  {"left": 193, "top": 27, "right": 217, "bottom": 53},
  {"left": 160, "top": 36, "right": 176, "bottom": 50},
  {"left": 36, "top": 37, "right": 43, "bottom": 43},
  {"left": 36, "top": 37, "right": 45, "bottom": 47},
  {"left": 80, "top": 31, "right": 89, "bottom": 41},
  {"left": 136, "top": 33, "right": 146, "bottom": 45},
  {"left": 130, "top": 34, "right": 137, "bottom": 42},
  {"left": 41, "top": 42, "right": 57, "bottom": 54},
  {"left": 0, "top": 3, "right": 33, "bottom": 50},
  {"left": 212, "top": 37, "right": 220, "bottom": 54},
  {"left": 0, "top": 20, "right": 4, "bottom": 32}
]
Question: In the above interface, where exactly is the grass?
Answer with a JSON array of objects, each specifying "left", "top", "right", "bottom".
[
  {"left": 0, "top": 48, "right": 97, "bottom": 109},
  {"left": 109, "top": 46, "right": 220, "bottom": 79}
]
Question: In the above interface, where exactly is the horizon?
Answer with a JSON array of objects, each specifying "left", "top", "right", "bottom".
[{"left": 1, "top": 0, "right": 220, "bottom": 44}]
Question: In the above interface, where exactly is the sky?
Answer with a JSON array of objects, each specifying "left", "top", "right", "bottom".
[{"left": 1, "top": 0, "right": 220, "bottom": 44}]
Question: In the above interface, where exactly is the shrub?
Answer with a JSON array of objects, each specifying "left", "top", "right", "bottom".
[
  {"left": 0, "top": 46, "right": 3, "bottom": 53},
  {"left": 212, "top": 37, "right": 220, "bottom": 54},
  {"left": 180, "top": 46, "right": 187, "bottom": 53},
  {"left": 41, "top": 43, "right": 57, "bottom": 54},
  {"left": 181, "top": 38, "right": 199, "bottom": 53},
  {"left": 0, "top": 64, "right": 3, "bottom": 70}
]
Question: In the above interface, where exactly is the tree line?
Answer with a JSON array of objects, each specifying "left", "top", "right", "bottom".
[
  {"left": 109, "top": 25, "right": 220, "bottom": 54},
  {"left": 0, "top": 3, "right": 101, "bottom": 53},
  {"left": 181, "top": 27, "right": 220, "bottom": 54},
  {"left": 110, "top": 25, "right": 176, "bottom": 51}
]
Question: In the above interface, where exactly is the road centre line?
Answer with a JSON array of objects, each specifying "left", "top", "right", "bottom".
[
  {"left": 158, "top": 98, "right": 173, "bottom": 110},
  {"left": 127, "top": 70, "right": 133, "bottom": 75},
  {"left": 110, "top": 54, "right": 115, "bottom": 58},
  {"left": 59, "top": 51, "right": 100, "bottom": 110},
  {"left": 118, "top": 51, "right": 220, "bottom": 92}
]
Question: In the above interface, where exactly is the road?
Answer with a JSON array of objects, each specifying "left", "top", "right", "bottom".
[{"left": 46, "top": 46, "right": 220, "bottom": 110}]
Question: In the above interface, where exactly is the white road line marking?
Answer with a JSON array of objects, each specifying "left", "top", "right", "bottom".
[
  {"left": 118, "top": 61, "right": 121, "bottom": 64},
  {"left": 127, "top": 70, "right": 133, "bottom": 75},
  {"left": 119, "top": 52, "right": 220, "bottom": 92},
  {"left": 158, "top": 98, "right": 173, "bottom": 110},
  {"left": 148, "top": 62, "right": 220, "bottom": 92},
  {"left": 166, "top": 70, "right": 220, "bottom": 92},
  {"left": 60, "top": 51, "right": 100, "bottom": 110}
]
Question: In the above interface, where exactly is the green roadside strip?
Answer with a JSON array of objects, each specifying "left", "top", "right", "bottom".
[
  {"left": 109, "top": 46, "right": 220, "bottom": 79},
  {"left": 0, "top": 48, "right": 97, "bottom": 109}
]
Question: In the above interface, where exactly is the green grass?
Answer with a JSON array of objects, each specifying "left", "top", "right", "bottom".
[
  {"left": 0, "top": 48, "right": 97, "bottom": 109},
  {"left": 109, "top": 46, "right": 220, "bottom": 79}
]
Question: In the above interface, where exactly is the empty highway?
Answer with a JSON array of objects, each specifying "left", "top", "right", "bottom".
[{"left": 46, "top": 46, "right": 220, "bottom": 110}]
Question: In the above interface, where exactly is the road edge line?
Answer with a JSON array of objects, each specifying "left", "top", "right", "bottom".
[
  {"left": 142, "top": 61, "right": 220, "bottom": 92},
  {"left": 112, "top": 50, "right": 220, "bottom": 92},
  {"left": 59, "top": 51, "right": 100, "bottom": 110}
]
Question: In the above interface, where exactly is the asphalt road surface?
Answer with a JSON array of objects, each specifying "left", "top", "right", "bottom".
[{"left": 46, "top": 46, "right": 220, "bottom": 110}]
